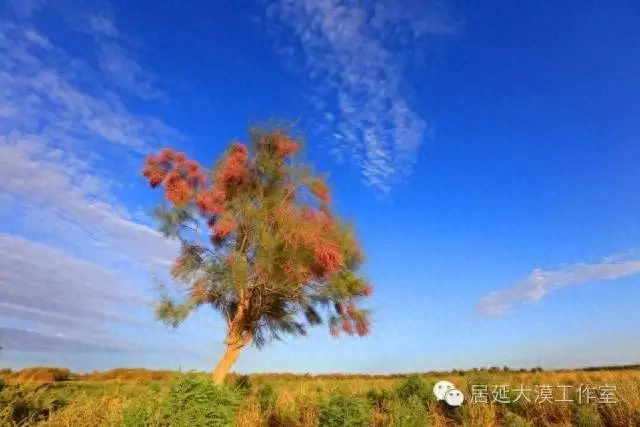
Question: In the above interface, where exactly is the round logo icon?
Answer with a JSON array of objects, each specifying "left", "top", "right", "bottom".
[
  {"left": 444, "top": 388, "right": 465, "bottom": 407},
  {"left": 433, "top": 380, "right": 455, "bottom": 401}
]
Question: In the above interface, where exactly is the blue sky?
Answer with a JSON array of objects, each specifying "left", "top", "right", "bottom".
[{"left": 1, "top": 0, "right": 639, "bottom": 374}]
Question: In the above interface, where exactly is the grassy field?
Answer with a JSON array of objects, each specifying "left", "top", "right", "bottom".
[{"left": 1, "top": 367, "right": 639, "bottom": 426}]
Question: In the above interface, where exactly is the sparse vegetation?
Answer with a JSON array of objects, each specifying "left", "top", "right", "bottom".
[{"left": 0, "top": 366, "right": 638, "bottom": 426}]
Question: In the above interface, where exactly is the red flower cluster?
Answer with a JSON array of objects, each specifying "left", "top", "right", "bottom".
[
  {"left": 216, "top": 143, "right": 250, "bottom": 188},
  {"left": 346, "top": 302, "right": 356, "bottom": 316},
  {"left": 142, "top": 156, "right": 166, "bottom": 188},
  {"left": 361, "top": 284, "right": 373, "bottom": 297},
  {"left": 309, "top": 181, "right": 330, "bottom": 205},
  {"left": 334, "top": 312, "right": 371, "bottom": 337},
  {"left": 174, "top": 151, "right": 186, "bottom": 163},
  {"left": 354, "top": 317, "right": 370, "bottom": 336},
  {"left": 312, "top": 242, "right": 344, "bottom": 275},
  {"left": 212, "top": 215, "right": 236, "bottom": 240},
  {"left": 273, "top": 132, "right": 299, "bottom": 158},
  {"left": 157, "top": 147, "right": 174, "bottom": 163},
  {"left": 142, "top": 148, "right": 208, "bottom": 206},
  {"left": 195, "top": 188, "right": 226, "bottom": 216},
  {"left": 164, "top": 170, "right": 193, "bottom": 206},
  {"left": 342, "top": 317, "right": 354, "bottom": 334}
]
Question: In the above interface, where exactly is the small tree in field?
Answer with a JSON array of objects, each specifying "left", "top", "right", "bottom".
[{"left": 142, "top": 127, "right": 373, "bottom": 384}]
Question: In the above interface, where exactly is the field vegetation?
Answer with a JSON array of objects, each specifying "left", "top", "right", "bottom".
[{"left": 1, "top": 365, "right": 639, "bottom": 426}]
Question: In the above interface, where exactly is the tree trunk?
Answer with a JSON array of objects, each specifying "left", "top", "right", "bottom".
[{"left": 211, "top": 342, "right": 243, "bottom": 385}]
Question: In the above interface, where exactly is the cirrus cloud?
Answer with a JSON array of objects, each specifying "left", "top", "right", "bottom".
[
  {"left": 265, "top": 0, "right": 459, "bottom": 193},
  {"left": 477, "top": 253, "right": 640, "bottom": 316}
]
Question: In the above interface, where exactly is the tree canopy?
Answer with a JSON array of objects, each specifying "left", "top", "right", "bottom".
[{"left": 142, "top": 127, "right": 373, "bottom": 383}]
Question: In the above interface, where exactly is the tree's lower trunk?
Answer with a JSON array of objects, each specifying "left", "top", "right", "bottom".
[{"left": 211, "top": 343, "right": 243, "bottom": 385}]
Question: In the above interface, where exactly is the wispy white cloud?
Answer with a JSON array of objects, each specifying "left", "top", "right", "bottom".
[
  {"left": 0, "top": 234, "right": 151, "bottom": 326},
  {"left": 265, "top": 0, "right": 458, "bottom": 192},
  {"left": 23, "top": 28, "right": 52, "bottom": 49},
  {"left": 88, "top": 14, "right": 119, "bottom": 38},
  {"left": 477, "top": 253, "right": 640, "bottom": 316},
  {"left": 0, "top": 135, "right": 178, "bottom": 269},
  {"left": 0, "top": 326, "right": 136, "bottom": 353},
  {"left": 0, "top": 21, "right": 177, "bottom": 152},
  {"left": 97, "top": 40, "right": 163, "bottom": 100},
  {"left": 9, "top": 0, "right": 46, "bottom": 18},
  {"left": 81, "top": 14, "right": 163, "bottom": 100},
  {"left": 0, "top": 12, "right": 185, "bottom": 356}
]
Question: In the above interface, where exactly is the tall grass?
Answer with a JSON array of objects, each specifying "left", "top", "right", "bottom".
[{"left": 0, "top": 367, "right": 638, "bottom": 426}]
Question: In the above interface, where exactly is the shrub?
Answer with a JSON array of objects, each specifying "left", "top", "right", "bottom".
[
  {"left": 161, "top": 375, "right": 241, "bottom": 426},
  {"left": 256, "top": 383, "right": 277, "bottom": 414},
  {"left": 366, "top": 387, "right": 392, "bottom": 411},
  {"left": 573, "top": 405, "right": 603, "bottom": 427},
  {"left": 233, "top": 374, "right": 252, "bottom": 395},
  {"left": 120, "top": 390, "right": 163, "bottom": 427},
  {"left": 394, "top": 374, "right": 434, "bottom": 406},
  {"left": 387, "top": 395, "right": 427, "bottom": 427},
  {"left": 317, "top": 393, "right": 371, "bottom": 427}
]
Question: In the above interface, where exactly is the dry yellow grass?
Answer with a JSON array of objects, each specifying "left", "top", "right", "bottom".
[{"left": 1, "top": 367, "right": 639, "bottom": 426}]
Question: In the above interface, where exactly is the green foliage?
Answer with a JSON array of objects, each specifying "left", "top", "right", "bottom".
[
  {"left": 161, "top": 375, "right": 240, "bottom": 426},
  {"left": 387, "top": 395, "right": 427, "bottom": 427},
  {"left": 120, "top": 403, "right": 155, "bottom": 427},
  {"left": 573, "top": 405, "right": 604, "bottom": 427},
  {"left": 365, "top": 387, "right": 392, "bottom": 411},
  {"left": 317, "top": 393, "right": 371, "bottom": 427},
  {"left": 394, "top": 374, "right": 434, "bottom": 407},
  {"left": 119, "top": 387, "right": 163, "bottom": 427},
  {"left": 232, "top": 374, "right": 252, "bottom": 395},
  {"left": 256, "top": 383, "right": 277, "bottom": 414}
]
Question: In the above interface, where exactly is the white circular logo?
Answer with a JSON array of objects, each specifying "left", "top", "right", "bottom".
[
  {"left": 433, "top": 380, "right": 455, "bottom": 401},
  {"left": 444, "top": 388, "right": 465, "bottom": 407}
]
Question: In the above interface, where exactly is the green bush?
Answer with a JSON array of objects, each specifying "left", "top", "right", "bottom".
[
  {"left": 387, "top": 395, "right": 427, "bottom": 427},
  {"left": 366, "top": 387, "right": 392, "bottom": 411},
  {"left": 121, "top": 404, "right": 154, "bottom": 427},
  {"left": 317, "top": 393, "right": 371, "bottom": 427},
  {"left": 574, "top": 405, "right": 603, "bottom": 427},
  {"left": 256, "top": 383, "right": 277, "bottom": 414},
  {"left": 394, "top": 374, "right": 434, "bottom": 406},
  {"left": 233, "top": 374, "right": 252, "bottom": 395},
  {"left": 161, "top": 375, "right": 241, "bottom": 426},
  {"left": 120, "top": 390, "right": 162, "bottom": 427}
]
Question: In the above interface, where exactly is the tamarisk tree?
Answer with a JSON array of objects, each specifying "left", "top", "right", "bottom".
[{"left": 142, "top": 128, "right": 373, "bottom": 384}]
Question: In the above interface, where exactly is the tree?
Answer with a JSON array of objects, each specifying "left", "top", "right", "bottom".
[{"left": 142, "top": 127, "right": 373, "bottom": 384}]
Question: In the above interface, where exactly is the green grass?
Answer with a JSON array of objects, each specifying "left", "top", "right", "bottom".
[{"left": 0, "top": 367, "right": 638, "bottom": 426}]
